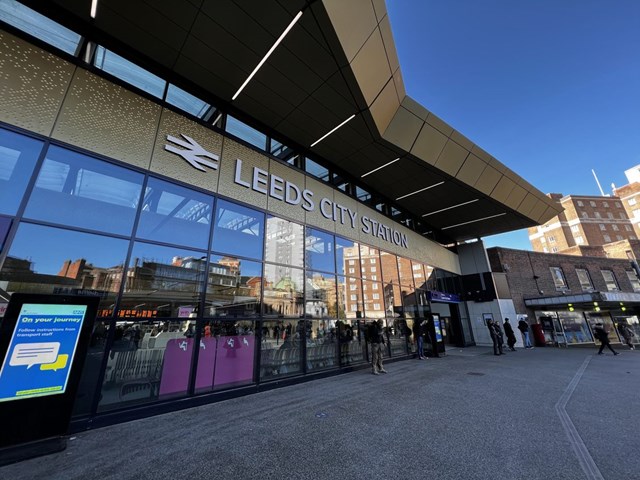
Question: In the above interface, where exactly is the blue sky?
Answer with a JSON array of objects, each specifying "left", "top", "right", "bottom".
[{"left": 387, "top": 1, "right": 640, "bottom": 250}]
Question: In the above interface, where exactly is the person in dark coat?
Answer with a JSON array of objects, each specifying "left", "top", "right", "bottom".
[
  {"left": 503, "top": 318, "right": 517, "bottom": 351},
  {"left": 518, "top": 318, "right": 533, "bottom": 348},
  {"left": 493, "top": 320, "right": 505, "bottom": 354},
  {"left": 487, "top": 319, "right": 502, "bottom": 356},
  {"left": 593, "top": 323, "right": 619, "bottom": 355}
]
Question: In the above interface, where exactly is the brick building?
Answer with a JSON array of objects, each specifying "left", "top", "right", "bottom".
[
  {"left": 528, "top": 194, "right": 636, "bottom": 254},
  {"left": 613, "top": 165, "right": 640, "bottom": 238},
  {"left": 487, "top": 247, "right": 640, "bottom": 347}
]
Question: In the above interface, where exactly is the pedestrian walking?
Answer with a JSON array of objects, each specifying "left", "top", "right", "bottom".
[
  {"left": 503, "top": 318, "right": 517, "bottom": 351},
  {"left": 368, "top": 319, "right": 387, "bottom": 374},
  {"left": 593, "top": 323, "right": 619, "bottom": 355},
  {"left": 518, "top": 318, "right": 533, "bottom": 348},
  {"left": 617, "top": 322, "right": 636, "bottom": 350},
  {"left": 413, "top": 319, "right": 427, "bottom": 359}
]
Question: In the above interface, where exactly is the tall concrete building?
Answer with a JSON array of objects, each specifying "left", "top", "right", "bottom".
[{"left": 528, "top": 193, "right": 635, "bottom": 254}]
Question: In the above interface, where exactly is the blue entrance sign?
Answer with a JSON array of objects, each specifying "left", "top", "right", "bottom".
[{"left": 0, "top": 303, "right": 88, "bottom": 402}]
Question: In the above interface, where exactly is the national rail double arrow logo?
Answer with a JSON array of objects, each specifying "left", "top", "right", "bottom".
[{"left": 164, "top": 134, "right": 219, "bottom": 172}]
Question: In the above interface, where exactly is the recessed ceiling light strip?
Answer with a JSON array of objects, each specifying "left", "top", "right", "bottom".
[
  {"left": 396, "top": 182, "right": 445, "bottom": 201},
  {"left": 232, "top": 10, "right": 303, "bottom": 101},
  {"left": 422, "top": 199, "right": 479, "bottom": 217},
  {"left": 310, "top": 114, "right": 356, "bottom": 147},
  {"left": 90, "top": 0, "right": 99, "bottom": 18},
  {"left": 361, "top": 157, "right": 400, "bottom": 177},
  {"left": 441, "top": 213, "right": 506, "bottom": 230}
]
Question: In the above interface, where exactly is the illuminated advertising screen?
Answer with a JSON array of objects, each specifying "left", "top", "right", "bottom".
[{"left": 0, "top": 303, "right": 88, "bottom": 402}]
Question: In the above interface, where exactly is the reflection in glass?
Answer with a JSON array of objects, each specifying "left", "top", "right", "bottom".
[
  {"left": 388, "top": 316, "right": 410, "bottom": 356},
  {"left": 380, "top": 251, "right": 399, "bottom": 285},
  {"left": 226, "top": 116, "right": 267, "bottom": 150},
  {"left": 196, "top": 320, "right": 255, "bottom": 393},
  {"left": 94, "top": 46, "right": 166, "bottom": 98},
  {"left": 305, "top": 157, "right": 329, "bottom": 182},
  {"left": 359, "top": 245, "right": 379, "bottom": 279},
  {"left": 0, "top": 223, "right": 127, "bottom": 315},
  {"left": 305, "top": 271, "right": 337, "bottom": 318},
  {"left": 362, "top": 279, "right": 385, "bottom": 318},
  {"left": 0, "top": 128, "right": 43, "bottom": 215},
  {"left": 165, "top": 84, "right": 211, "bottom": 119},
  {"left": 270, "top": 139, "right": 296, "bottom": 162},
  {"left": 0, "top": 216, "right": 11, "bottom": 253},
  {"left": 306, "top": 319, "right": 338, "bottom": 372},
  {"left": 336, "top": 236, "right": 359, "bottom": 277},
  {"left": 204, "top": 255, "right": 262, "bottom": 317},
  {"left": 337, "top": 319, "right": 365, "bottom": 365},
  {"left": 411, "top": 261, "right": 426, "bottom": 288},
  {"left": 259, "top": 320, "right": 303, "bottom": 380},
  {"left": 212, "top": 199, "right": 264, "bottom": 260},
  {"left": 73, "top": 320, "right": 110, "bottom": 416},
  {"left": 121, "top": 243, "right": 207, "bottom": 318},
  {"left": 558, "top": 311, "right": 593, "bottom": 344},
  {"left": 305, "top": 227, "right": 335, "bottom": 273},
  {"left": 98, "top": 319, "right": 195, "bottom": 411},
  {"left": 0, "top": 0, "right": 82, "bottom": 55},
  {"left": 265, "top": 216, "right": 304, "bottom": 268},
  {"left": 263, "top": 264, "right": 303, "bottom": 318},
  {"left": 137, "top": 177, "right": 213, "bottom": 249},
  {"left": 24, "top": 146, "right": 143, "bottom": 235},
  {"left": 338, "top": 275, "right": 363, "bottom": 321},
  {"left": 397, "top": 256, "right": 414, "bottom": 288}
]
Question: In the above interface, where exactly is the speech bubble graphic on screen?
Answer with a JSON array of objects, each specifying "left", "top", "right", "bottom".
[{"left": 9, "top": 342, "right": 60, "bottom": 369}]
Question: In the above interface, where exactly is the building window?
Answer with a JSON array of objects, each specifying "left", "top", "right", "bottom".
[
  {"left": 372, "top": 293, "right": 380, "bottom": 300},
  {"left": 629, "top": 198, "right": 637, "bottom": 206},
  {"left": 590, "top": 201, "right": 597, "bottom": 207},
  {"left": 607, "top": 212, "right": 614, "bottom": 219},
  {"left": 626, "top": 271, "right": 640, "bottom": 292},
  {"left": 94, "top": 46, "right": 166, "bottom": 98},
  {"left": 575, "top": 236, "right": 584, "bottom": 244},
  {"left": 212, "top": 200, "right": 265, "bottom": 260},
  {"left": 373, "top": 303, "right": 381, "bottom": 310},
  {"left": 540, "top": 237, "right": 546, "bottom": 243},
  {"left": 570, "top": 225, "right": 579, "bottom": 232},
  {"left": 551, "top": 247, "right": 558, "bottom": 253},
  {"left": 577, "top": 200, "right": 584, "bottom": 207},
  {"left": 601, "top": 270, "right": 619, "bottom": 291},
  {"left": 617, "top": 235, "right": 623, "bottom": 241},
  {"left": 350, "top": 294, "right": 357, "bottom": 300},
  {"left": 633, "top": 209, "right": 640, "bottom": 218},
  {"left": 165, "top": 84, "right": 212, "bottom": 120},
  {"left": 350, "top": 284, "right": 357, "bottom": 291},
  {"left": 594, "top": 212, "right": 601, "bottom": 219},
  {"left": 581, "top": 212, "right": 588, "bottom": 219},
  {"left": 576, "top": 269, "right": 593, "bottom": 291},
  {"left": 548, "top": 236, "right": 556, "bottom": 243},
  {"left": 305, "top": 158, "right": 330, "bottom": 182},
  {"left": 370, "top": 266, "right": 377, "bottom": 272},
  {"left": 543, "top": 247, "right": 549, "bottom": 253},
  {"left": 599, "top": 224, "right": 606, "bottom": 231},
  {"left": 603, "top": 235, "right": 611, "bottom": 242},
  {"left": 349, "top": 268, "right": 355, "bottom": 274},
  {"left": 603, "top": 202, "right": 609, "bottom": 208},
  {"left": 550, "top": 267, "right": 568, "bottom": 290},
  {"left": 621, "top": 212, "right": 627, "bottom": 219},
  {"left": 612, "top": 224, "right": 619, "bottom": 231},
  {"left": 226, "top": 116, "right": 267, "bottom": 150},
  {"left": 625, "top": 225, "right": 632, "bottom": 231},
  {"left": 615, "top": 202, "right": 621, "bottom": 208},
  {"left": 632, "top": 236, "right": 637, "bottom": 240},
  {"left": 372, "top": 283, "right": 379, "bottom": 290}
]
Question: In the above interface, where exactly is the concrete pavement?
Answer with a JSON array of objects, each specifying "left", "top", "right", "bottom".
[{"left": 2, "top": 345, "right": 638, "bottom": 480}]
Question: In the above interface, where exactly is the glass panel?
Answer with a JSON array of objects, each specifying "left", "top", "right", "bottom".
[
  {"left": 337, "top": 318, "right": 365, "bottom": 364},
  {"left": 338, "top": 275, "right": 363, "bottom": 322},
  {"left": 0, "top": 216, "right": 11, "bottom": 253},
  {"left": 203, "top": 255, "right": 262, "bottom": 318},
  {"left": 397, "top": 256, "right": 414, "bottom": 287},
  {"left": 0, "top": 129, "right": 43, "bottom": 215},
  {"left": 576, "top": 269, "right": 593, "bottom": 291},
  {"left": 212, "top": 199, "right": 264, "bottom": 260},
  {"left": 359, "top": 245, "right": 379, "bottom": 279},
  {"left": 24, "top": 146, "right": 143, "bottom": 235},
  {"left": 332, "top": 173, "right": 349, "bottom": 193},
  {"left": 305, "top": 227, "right": 335, "bottom": 273},
  {"left": 558, "top": 311, "right": 593, "bottom": 344},
  {"left": 380, "top": 251, "right": 399, "bottom": 285},
  {"left": 411, "top": 261, "right": 426, "bottom": 287},
  {"left": 550, "top": 267, "right": 567, "bottom": 290},
  {"left": 355, "top": 186, "right": 371, "bottom": 202},
  {"left": 259, "top": 320, "right": 303, "bottom": 380},
  {"left": 601, "top": 270, "right": 618, "bottom": 291},
  {"left": 362, "top": 279, "right": 385, "bottom": 318},
  {"left": 265, "top": 216, "right": 304, "bottom": 267},
  {"left": 137, "top": 177, "right": 213, "bottom": 249},
  {"left": 585, "top": 312, "right": 619, "bottom": 343},
  {"left": 383, "top": 283, "right": 403, "bottom": 318},
  {"left": 336, "top": 236, "right": 359, "bottom": 277},
  {"left": 305, "top": 157, "right": 329, "bottom": 182},
  {"left": 94, "top": 46, "right": 166, "bottom": 98},
  {"left": 165, "top": 84, "right": 211, "bottom": 118},
  {"left": 270, "top": 139, "right": 296, "bottom": 162},
  {"left": 0, "top": 0, "right": 82, "bottom": 55},
  {"left": 72, "top": 319, "right": 110, "bottom": 416},
  {"left": 305, "top": 271, "right": 337, "bottom": 318},
  {"left": 99, "top": 319, "right": 194, "bottom": 411},
  {"left": 306, "top": 319, "right": 338, "bottom": 371},
  {"left": 263, "top": 264, "right": 303, "bottom": 318},
  {"left": 626, "top": 271, "right": 640, "bottom": 292},
  {"left": 226, "top": 116, "right": 267, "bottom": 150},
  {"left": 388, "top": 317, "right": 410, "bottom": 356},
  {"left": 121, "top": 243, "right": 207, "bottom": 318},
  {"left": 0, "top": 223, "right": 127, "bottom": 315},
  {"left": 195, "top": 320, "right": 255, "bottom": 393}
]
